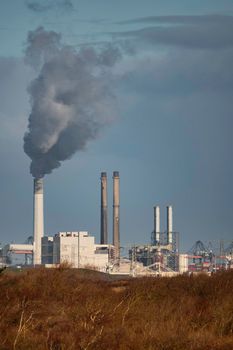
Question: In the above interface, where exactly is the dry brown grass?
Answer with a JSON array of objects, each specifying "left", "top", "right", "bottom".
[{"left": 0, "top": 267, "right": 232, "bottom": 349}]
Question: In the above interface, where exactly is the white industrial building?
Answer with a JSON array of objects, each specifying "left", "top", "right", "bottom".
[
  {"left": 42, "top": 231, "right": 114, "bottom": 271},
  {"left": 179, "top": 254, "right": 189, "bottom": 273}
]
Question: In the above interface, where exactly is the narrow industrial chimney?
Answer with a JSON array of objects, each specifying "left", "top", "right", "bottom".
[
  {"left": 167, "top": 205, "right": 173, "bottom": 245},
  {"left": 100, "top": 172, "right": 108, "bottom": 244},
  {"left": 113, "top": 171, "right": 120, "bottom": 260},
  {"left": 33, "top": 178, "right": 44, "bottom": 265},
  {"left": 154, "top": 206, "right": 160, "bottom": 244}
]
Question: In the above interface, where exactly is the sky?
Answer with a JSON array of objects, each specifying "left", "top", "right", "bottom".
[{"left": 0, "top": 0, "right": 233, "bottom": 253}]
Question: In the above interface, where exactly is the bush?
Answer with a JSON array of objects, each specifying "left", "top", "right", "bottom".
[{"left": 0, "top": 268, "right": 232, "bottom": 349}]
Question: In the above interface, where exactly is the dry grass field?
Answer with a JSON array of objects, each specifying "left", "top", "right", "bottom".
[{"left": 0, "top": 267, "right": 232, "bottom": 350}]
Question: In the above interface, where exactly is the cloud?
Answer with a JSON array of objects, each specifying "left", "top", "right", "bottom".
[
  {"left": 118, "top": 48, "right": 233, "bottom": 96},
  {"left": 116, "top": 14, "right": 233, "bottom": 25},
  {"left": 0, "top": 57, "right": 32, "bottom": 139},
  {"left": 112, "top": 15, "right": 233, "bottom": 49},
  {"left": 25, "top": 0, "right": 73, "bottom": 13}
]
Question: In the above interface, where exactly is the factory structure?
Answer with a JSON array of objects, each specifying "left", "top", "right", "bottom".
[
  {"left": 41, "top": 232, "right": 113, "bottom": 271},
  {"left": 1, "top": 172, "right": 120, "bottom": 272},
  {"left": 1, "top": 171, "right": 233, "bottom": 276},
  {"left": 129, "top": 205, "right": 180, "bottom": 274},
  {"left": 33, "top": 171, "right": 119, "bottom": 271}
]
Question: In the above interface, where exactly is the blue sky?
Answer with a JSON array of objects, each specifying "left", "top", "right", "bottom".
[{"left": 0, "top": 0, "right": 233, "bottom": 252}]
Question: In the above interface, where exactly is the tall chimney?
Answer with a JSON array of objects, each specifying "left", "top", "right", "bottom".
[
  {"left": 154, "top": 206, "right": 160, "bottom": 244},
  {"left": 113, "top": 171, "right": 120, "bottom": 260},
  {"left": 33, "top": 178, "right": 44, "bottom": 265},
  {"left": 100, "top": 172, "right": 108, "bottom": 244},
  {"left": 167, "top": 205, "right": 173, "bottom": 245}
]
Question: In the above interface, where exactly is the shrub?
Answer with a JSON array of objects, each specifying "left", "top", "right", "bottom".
[{"left": 0, "top": 268, "right": 232, "bottom": 349}]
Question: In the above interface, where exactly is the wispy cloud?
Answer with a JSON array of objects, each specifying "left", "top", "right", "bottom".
[
  {"left": 112, "top": 15, "right": 233, "bottom": 49},
  {"left": 119, "top": 49, "right": 233, "bottom": 96},
  {"left": 25, "top": 0, "right": 73, "bottom": 13},
  {"left": 116, "top": 14, "right": 233, "bottom": 25}
]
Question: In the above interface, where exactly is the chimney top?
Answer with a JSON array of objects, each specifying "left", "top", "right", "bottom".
[{"left": 34, "top": 178, "right": 43, "bottom": 194}]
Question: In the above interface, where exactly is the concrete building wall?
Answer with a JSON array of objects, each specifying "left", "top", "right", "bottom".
[
  {"left": 41, "top": 237, "right": 53, "bottom": 264},
  {"left": 179, "top": 254, "right": 188, "bottom": 273},
  {"left": 43, "top": 232, "right": 111, "bottom": 271}
]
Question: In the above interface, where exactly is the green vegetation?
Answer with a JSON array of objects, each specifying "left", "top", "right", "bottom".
[{"left": 0, "top": 267, "right": 233, "bottom": 349}]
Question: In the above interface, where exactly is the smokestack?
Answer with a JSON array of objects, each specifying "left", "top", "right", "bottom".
[
  {"left": 167, "top": 205, "right": 173, "bottom": 245},
  {"left": 33, "top": 178, "right": 44, "bottom": 265},
  {"left": 100, "top": 172, "right": 108, "bottom": 244},
  {"left": 154, "top": 206, "right": 160, "bottom": 244},
  {"left": 113, "top": 171, "right": 120, "bottom": 260}
]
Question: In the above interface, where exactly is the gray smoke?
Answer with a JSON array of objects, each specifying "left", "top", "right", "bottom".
[{"left": 24, "top": 27, "right": 120, "bottom": 178}]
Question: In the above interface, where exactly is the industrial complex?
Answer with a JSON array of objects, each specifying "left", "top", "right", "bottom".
[{"left": 0, "top": 172, "right": 232, "bottom": 276}]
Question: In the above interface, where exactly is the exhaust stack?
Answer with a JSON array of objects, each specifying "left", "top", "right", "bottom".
[
  {"left": 33, "top": 178, "right": 44, "bottom": 265},
  {"left": 154, "top": 206, "right": 160, "bottom": 244},
  {"left": 167, "top": 205, "right": 173, "bottom": 245},
  {"left": 100, "top": 172, "right": 108, "bottom": 244},
  {"left": 113, "top": 171, "right": 120, "bottom": 260}
]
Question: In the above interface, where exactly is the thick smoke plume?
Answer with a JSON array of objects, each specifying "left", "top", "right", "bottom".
[{"left": 24, "top": 27, "right": 120, "bottom": 178}]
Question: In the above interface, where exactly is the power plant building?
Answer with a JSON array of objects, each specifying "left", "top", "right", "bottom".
[
  {"left": 42, "top": 231, "right": 114, "bottom": 271},
  {"left": 32, "top": 172, "right": 120, "bottom": 270}
]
